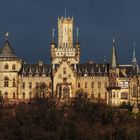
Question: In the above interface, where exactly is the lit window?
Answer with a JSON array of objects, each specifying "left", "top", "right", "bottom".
[
  {"left": 29, "top": 82, "right": 32, "bottom": 89},
  {"left": 91, "top": 82, "right": 94, "bottom": 89},
  {"left": 4, "top": 77, "right": 9, "bottom": 87},
  {"left": 22, "top": 82, "right": 25, "bottom": 89},
  {"left": 35, "top": 82, "right": 38, "bottom": 89},
  {"left": 13, "top": 78, "right": 16, "bottom": 87},
  {"left": 4, "top": 63, "right": 9, "bottom": 69},
  {"left": 12, "top": 64, "right": 16, "bottom": 70},
  {"left": 85, "top": 82, "right": 87, "bottom": 88}
]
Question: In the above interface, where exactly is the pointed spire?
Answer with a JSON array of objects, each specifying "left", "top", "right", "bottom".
[
  {"left": 76, "top": 27, "right": 79, "bottom": 43},
  {"left": 51, "top": 28, "right": 55, "bottom": 43},
  {"left": 103, "top": 56, "right": 106, "bottom": 63},
  {"left": 42, "top": 67, "right": 46, "bottom": 76},
  {"left": 84, "top": 66, "right": 88, "bottom": 74},
  {"left": 5, "top": 32, "right": 9, "bottom": 41},
  {"left": 98, "top": 66, "right": 101, "bottom": 73},
  {"left": 0, "top": 32, "right": 17, "bottom": 58},
  {"left": 29, "top": 67, "right": 32, "bottom": 74},
  {"left": 78, "top": 67, "right": 82, "bottom": 74},
  {"left": 113, "top": 34, "right": 115, "bottom": 43},
  {"left": 91, "top": 67, "right": 94, "bottom": 74},
  {"left": 74, "top": 63, "right": 77, "bottom": 70},
  {"left": 132, "top": 41, "right": 137, "bottom": 65},
  {"left": 64, "top": 7, "right": 67, "bottom": 18},
  {"left": 105, "top": 65, "right": 108, "bottom": 73},
  {"left": 35, "top": 67, "right": 39, "bottom": 75},
  {"left": 22, "top": 67, "right": 26, "bottom": 74},
  {"left": 42, "top": 67, "right": 45, "bottom": 74},
  {"left": 111, "top": 35, "right": 118, "bottom": 68}
]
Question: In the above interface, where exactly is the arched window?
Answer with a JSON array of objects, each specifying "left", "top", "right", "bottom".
[
  {"left": 5, "top": 92, "right": 8, "bottom": 99},
  {"left": 4, "top": 63, "right": 9, "bottom": 69},
  {"left": 12, "top": 64, "right": 16, "bottom": 70},
  {"left": 78, "top": 83, "right": 80, "bottom": 88},
  {"left": 132, "top": 85, "right": 137, "bottom": 97},
  {"left": 22, "top": 92, "right": 25, "bottom": 99},
  {"left": 29, "top": 82, "right": 32, "bottom": 89},
  {"left": 36, "top": 82, "right": 38, "bottom": 89},
  {"left": 22, "top": 82, "right": 25, "bottom": 89},
  {"left": 98, "top": 92, "right": 101, "bottom": 98},
  {"left": 85, "top": 82, "right": 87, "bottom": 88},
  {"left": 13, "top": 93, "right": 15, "bottom": 99},
  {"left": 91, "top": 82, "right": 94, "bottom": 89},
  {"left": 4, "top": 77, "right": 9, "bottom": 87},
  {"left": 63, "top": 68, "right": 66, "bottom": 74},
  {"left": 13, "top": 78, "right": 16, "bottom": 87}
]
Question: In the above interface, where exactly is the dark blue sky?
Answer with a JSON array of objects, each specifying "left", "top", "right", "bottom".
[{"left": 0, "top": 0, "right": 140, "bottom": 64}]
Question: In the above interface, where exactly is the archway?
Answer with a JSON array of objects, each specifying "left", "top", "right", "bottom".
[{"left": 63, "top": 86, "right": 70, "bottom": 98}]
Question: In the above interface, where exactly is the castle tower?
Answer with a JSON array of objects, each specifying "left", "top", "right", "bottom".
[
  {"left": 50, "top": 15, "right": 80, "bottom": 65},
  {"left": 0, "top": 33, "right": 22, "bottom": 99},
  {"left": 107, "top": 35, "right": 120, "bottom": 105},
  {"left": 58, "top": 16, "right": 73, "bottom": 48},
  {"left": 109, "top": 36, "right": 119, "bottom": 87}
]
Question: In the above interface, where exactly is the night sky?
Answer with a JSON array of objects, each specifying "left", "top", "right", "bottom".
[{"left": 0, "top": 0, "right": 140, "bottom": 64}]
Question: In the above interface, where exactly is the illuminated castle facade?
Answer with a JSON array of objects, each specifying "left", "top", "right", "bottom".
[{"left": 0, "top": 16, "right": 139, "bottom": 106}]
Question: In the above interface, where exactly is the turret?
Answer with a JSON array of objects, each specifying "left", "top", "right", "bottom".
[
  {"left": 50, "top": 28, "right": 56, "bottom": 61},
  {"left": 0, "top": 32, "right": 22, "bottom": 99},
  {"left": 132, "top": 41, "right": 137, "bottom": 66},
  {"left": 109, "top": 35, "right": 119, "bottom": 88},
  {"left": 75, "top": 27, "right": 80, "bottom": 63},
  {"left": 111, "top": 36, "right": 118, "bottom": 68}
]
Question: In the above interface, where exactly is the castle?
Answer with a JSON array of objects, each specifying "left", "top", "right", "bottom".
[{"left": 0, "top": 15, "right": 139, "bottom": 106}]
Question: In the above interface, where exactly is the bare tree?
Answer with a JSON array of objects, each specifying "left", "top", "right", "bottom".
[{"left": 35, "top": 82, "right": 49, "bottom": 98}]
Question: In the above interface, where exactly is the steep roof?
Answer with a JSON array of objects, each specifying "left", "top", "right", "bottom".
[
  {"left": 75, "top": 63, "right": 109, "bottom": 77},
  {"left": 19, "top": 62, "right": 52, "bottom": 77},
  {"left": 0, "top": 39, "right": 17, "bottom": 58}
]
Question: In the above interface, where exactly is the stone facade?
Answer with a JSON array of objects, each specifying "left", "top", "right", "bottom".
[{"left": 0, "top": 17, "right": 139, "bottom": 106}]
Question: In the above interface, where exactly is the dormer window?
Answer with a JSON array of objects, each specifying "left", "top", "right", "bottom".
[
  {"left": 13, "top": 78, "right": 16, "bottom": 87},
  {"left": 12, "top": 64, "right": 16, "bottom": 70},
  {"left": 4, "top": 63, "right": 9, "bottom": 69}
]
